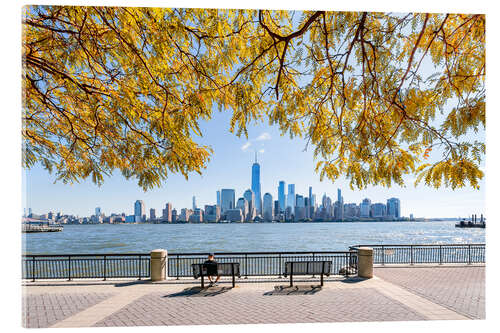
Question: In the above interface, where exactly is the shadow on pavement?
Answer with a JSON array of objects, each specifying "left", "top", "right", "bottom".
[
  {"left": 164, "top": 286, "right": 232, "bottom": 297},
  {"left": 114, "top": 280, "right": 152, "bottom": 287},
  {"left": 263, "top": 285, "right": 322, "bottom": 296},
  {"left": 339, "top": 277, "right": 368, "bottom": 284}
]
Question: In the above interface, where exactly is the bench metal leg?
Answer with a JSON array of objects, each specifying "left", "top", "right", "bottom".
[
  {"left": 321, "top": 261, "right": 325, "bottom": 286},
  {"left": 290, "top": 273, "right": 293, "bottom": 287},
  {"left": 201, "top": 275, "right": 204, "bottom": 288},
  {"left": 231, "top": 263, "right": 235, "bottom": 288}
]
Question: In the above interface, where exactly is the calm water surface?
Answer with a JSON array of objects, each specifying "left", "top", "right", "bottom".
[{"left": 22, "top": 221, "right": 485, "bottom": 254}]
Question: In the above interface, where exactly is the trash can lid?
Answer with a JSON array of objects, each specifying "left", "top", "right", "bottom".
[
  {"left": 150, "top": 249, "right": 167, "bottom": 258},
  {"left": 357, "top": 247, "right": 373, "bottom": 255}
]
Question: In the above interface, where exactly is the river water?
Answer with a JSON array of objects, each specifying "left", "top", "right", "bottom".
[{"left": 22, "top": 221, "right": 485, "bottom": 254}]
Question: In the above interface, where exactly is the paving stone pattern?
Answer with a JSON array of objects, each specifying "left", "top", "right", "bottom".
[
  {"left": 22, "top": 292, "right": 113, "bottom": 328},
  {"left": 374, "top": 266, "right": 485, "bottom": 319},
  {"left": 94, "top": 287, "right": 426, "bottom": 327}
]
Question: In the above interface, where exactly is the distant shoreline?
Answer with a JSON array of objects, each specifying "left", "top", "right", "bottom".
[{"left": 59, "top": 219, "right": 460, "bottom": 226}]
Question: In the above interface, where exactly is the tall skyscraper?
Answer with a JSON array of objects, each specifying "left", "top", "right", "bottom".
[
  {"left": 162, "top": 203, "right": 172, "bottom": 222},
  {"left": 371, "top": 203, "right": 387, "bottom": 218},
  {"left": 243, "top": 189, "right": 255, "bottom": 221},
  {"left": 306, "top": 186, "right": 312, "bottom": 218},
  {"left": 296, "top": 194, "right": 305, "bottom": 207},
  {"left": 251, "top": 152, "right": 262, "bottom": 215},
  {"left": 191, "top": 208, "right": 204, "bottom": 223},
  {"left": 179, "top": 208, "right": 192, "bottom": 222},
  {"left": 95, "top": 207, "right": 101, "bottom": 216},
  {"left": 192, "top": 196, "right": 197, "bottom": 210},
  {"left": 216, "top": 190, "right": 221, "bottom": 206},
  {"left": 322, "top": 194, "right": 333, "bottom": 218},
  {"left": 236, "top": 197, "right": 249, "bottom": 218},
  {"left": 344, "top": 203, "right": 359, "bottom": 218},
  {"left": 287, "top": 184, "right": 295, "bottom": 213},
  {"left": 263, "top": 193, "right": 274, "bottom": 221},
  {"left": 204, "top": 205, "right": 220, "bottom": 222},
  {"left": 278, "top": 181, "right": 286, "bottom": 213},
  {"left": 149, "top": 208, "right": 156, "bottom": 220},
  {"left": 337, "top": 188, "right": 344, "bottom": 221},
  {"left": 221, "top": 189, "right": 236, "bottom": 213},
  {"left": 134, "top": 200, "right": 145, "bottom": 222},
  {"left": 387, "top": 198, "right": 401, "bottom": 218},
  {"left": 360, "top": 198, "right": 371, "bottom": 217}
]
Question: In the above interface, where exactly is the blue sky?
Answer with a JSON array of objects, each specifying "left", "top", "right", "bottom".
[
  {"left": 23, "top": 106, "right": 485, "bottom": 219},
  {"left": 21, "top": 8, "right": 485, "bottom": 219}
]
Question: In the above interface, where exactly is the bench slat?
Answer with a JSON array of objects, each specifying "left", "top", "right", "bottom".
[
  {"left": 192, "top": 263, "right": 241, "bottom": 279},
  {"left": 284, "top": 261, "right": 331, "bottom": 276}
]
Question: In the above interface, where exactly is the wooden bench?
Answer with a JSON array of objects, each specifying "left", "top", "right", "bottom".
[
  {"left": 283, "top": 261, "right": 331, "bottom": 287},
  {"left": 192, "top": 262, "right": 241, "bottom": 288}
]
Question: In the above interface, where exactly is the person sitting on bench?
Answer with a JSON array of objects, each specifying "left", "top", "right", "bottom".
[{"left": 204, "top": 253, "right": 220, "bottom": 286}]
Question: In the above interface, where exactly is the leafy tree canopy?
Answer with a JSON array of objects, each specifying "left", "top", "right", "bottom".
[{"left": 22, "top": 6, "right": 485, "bottom": 190}]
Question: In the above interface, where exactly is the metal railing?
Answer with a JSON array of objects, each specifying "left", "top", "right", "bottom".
[
  {"left": 349, "top": 244, "right": 485, "bottom": 265},
  {"left": 22, "top": 244, "right": 485, "bottom": 281},
  {"left": 22, "top": 254, "right": 150, "bottom": 281},
  {"left": 167, "top": 251, "right": 358, "bottom": 278}
]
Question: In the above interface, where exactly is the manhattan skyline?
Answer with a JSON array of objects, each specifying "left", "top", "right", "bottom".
[{"left": 23, "top": 110, "right": 485, "bottom": 218}]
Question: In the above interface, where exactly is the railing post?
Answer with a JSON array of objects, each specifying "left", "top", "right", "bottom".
[
  {"left": 176, "top": 255, "right": 179, "bottom": 280},
  {"left": 278, "top": 253, "right": 282, "bottom": 278},
  {"left": 231, "top": 263, "right": 235, "bottom": 288},
  {"left": 68, "top": 255, "right": 72, "bottom": 281},
  {"left": 245, "top": 254, "right": 248, "bottom": 279},
  {"left": 382, "top": 246, "right": 385, "bottom": 265},
  {"left": 200, "top": 265, "right": 204, "bottom": 288},
  {"left": 439, "top": 246, "right": 442, "bottom": 265},
  {"left": 138, "top": 255, "right": 142, "bottom": 280},
  {"left": 347, "top": 252, "right": 351, "bottom": 277},
  {"left": 31, "top": 256, "right": 35, "bottom": 282},
  {"left": 468, "top": 245, "right": 472, "bottom": 265},
  {"left": 103, "top": 255, "right": 107, "bottom": 281},
  {"left": 345, "top": 253, "right": 348, "bottom": 277},
  {"left": 312, "top": 253, "right": 316, "bottom": 278},
  {"left": 410, "top": 246, "right": 414, "bottom": 265},
  {"left": 321, "top": 261, "right": 325, "bottom": 285}
]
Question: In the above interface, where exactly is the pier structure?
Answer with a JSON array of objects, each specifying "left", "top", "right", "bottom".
[{"left": 456, "top": 213, "right": 486, "bottom": 228}]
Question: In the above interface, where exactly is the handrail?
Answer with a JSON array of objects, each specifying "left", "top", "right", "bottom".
[
  {"left": 351, "top": 244, "right": 485, "bottom": 247},
  {"left": 22, "top": 245, "right": 484, "bottom": 257},
  {"left": 168, "top": 251, "right": 358, "bottom": 255},
  {"left": 22, "top": 251, "right": 358, "bottom": 257},
  {"left": 22, "top": 253, "right": 149, "bottom": 257}
]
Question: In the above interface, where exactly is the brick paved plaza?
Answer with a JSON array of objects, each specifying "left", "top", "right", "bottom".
[
  {"left": 21, "top": 265, "right": 485, "bottom": 328},
  {"left": 373, "top": 266, "right": 485, "bottom": 319}
]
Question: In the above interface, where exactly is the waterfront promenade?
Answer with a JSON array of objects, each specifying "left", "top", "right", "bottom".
[{"left": 22, "top": 265, "right": 484, "bottom": 328}]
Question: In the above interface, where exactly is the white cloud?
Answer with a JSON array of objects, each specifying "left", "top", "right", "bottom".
[
  {"left": 258, "top": 149, "right": 265, "bottom": 153},
  {"left": 241, "top": 142, "right": 252, "bottom": 151},
  {"left": 255, "top": 132, "right": 271, "bottom": 141}
]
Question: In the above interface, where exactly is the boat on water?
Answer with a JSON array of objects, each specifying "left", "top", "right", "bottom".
[
  {"left": 455, "top": 214, "right": 485, "bottom": 229},
  {"left": 22, "top": 218, "right": 63, "bottom": 233}
]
